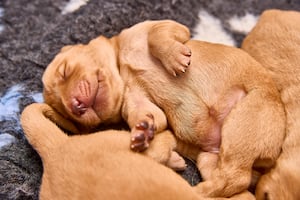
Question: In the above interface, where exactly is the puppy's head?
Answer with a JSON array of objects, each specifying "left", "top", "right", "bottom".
[{"left": 42, "top": 36, "right": 124, "bottom": 132}]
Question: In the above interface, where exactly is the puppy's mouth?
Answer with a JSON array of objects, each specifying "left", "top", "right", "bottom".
[
  {"left": 70, "top": 79, "right": 93, "bottom": 116},
  {"left": 71, "top": 97, "right": 89, "bottom": 116},
  {"left": 70, "top": 77, "right": 108, "bottom": 121}
]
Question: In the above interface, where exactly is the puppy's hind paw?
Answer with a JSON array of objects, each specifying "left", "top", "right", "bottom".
[{"left": 166, "top": 151, "right": 187, "bottom": 171}]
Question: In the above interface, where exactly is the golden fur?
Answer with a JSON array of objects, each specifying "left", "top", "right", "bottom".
[
  {"left": 242, "top": 9, "right": 300, "bottom": 200},
  {"left": 21, "top": 103, "right": 202, "bottom": 200},
  {"left": 42, "top": 20, "right": 285, "bottom": 198},
  {"left": 21, "top": 103, "right": 258, "bottom": 199}
]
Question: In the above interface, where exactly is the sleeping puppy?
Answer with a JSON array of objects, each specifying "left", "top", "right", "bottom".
[
  {"left": 42, "top": 20, "right": 191, "bottom": 133},
  {"left": 42, "top": 20, "right": 285, "bottom": 198},
  {"left": 242, "top": 9, "right": 300, "bottom": 200}
]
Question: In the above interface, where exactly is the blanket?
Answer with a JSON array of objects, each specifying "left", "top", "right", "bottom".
[{"left": 0, "top": 0, "right": 299, "bottom": 199}]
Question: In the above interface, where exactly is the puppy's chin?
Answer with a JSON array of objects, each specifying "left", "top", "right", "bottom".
[
  {"left": 72, "top": 78, "right": 124, "bottom": 131},
  {"left": 43, "top": 87, "right": 120, "bottom": 133},
  {"left": 64, "top": 94, "right": 123, "bottom": 133},
  {"left": 48, "top": 102, "right": 119, "bottom": 133},
  {"left": 71, "top": 88, "right": 124, "bottom": 132}
]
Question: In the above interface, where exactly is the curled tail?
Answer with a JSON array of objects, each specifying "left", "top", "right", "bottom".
[{"left": 20, "top": 103, "right": 70, "bottom": 160}]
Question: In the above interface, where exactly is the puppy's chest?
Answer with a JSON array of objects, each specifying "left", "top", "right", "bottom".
[
  {"left": 132, "top": 70, "right": 201, "bottom": 124},
  {"left": 119, "top": 45, "right": 162, "bottom": 74},
  {"left": 132, "top": 68, "right": 187, "bottom": 101}
]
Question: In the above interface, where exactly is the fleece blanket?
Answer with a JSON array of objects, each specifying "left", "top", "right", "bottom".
[{"left": 0, "top": 0, "right": 299, "bottom": 199}]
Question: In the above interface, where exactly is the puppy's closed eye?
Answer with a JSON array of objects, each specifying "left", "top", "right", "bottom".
[{"left": 57, "top": 63, "right": 70, "bottom": 80}]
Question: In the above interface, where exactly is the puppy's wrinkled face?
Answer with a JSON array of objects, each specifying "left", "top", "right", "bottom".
[{"left": 42, "top": 37, "right": 124, "bottom": 132}]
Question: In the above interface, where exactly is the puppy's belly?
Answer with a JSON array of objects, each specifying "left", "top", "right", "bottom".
[
  {"left": 166, "top": 108, "right": 221, "bottom": 153},
  {"left": 154, "top": 86, "right": 245, "bottom": 153}
]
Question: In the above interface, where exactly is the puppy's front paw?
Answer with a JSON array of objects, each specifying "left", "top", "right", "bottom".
[
  {"left": 163, "top": 42, "right": 191, "bottom": 77},
  {"left": 130, "top": 120, "right": 155, "bottom": 152}
]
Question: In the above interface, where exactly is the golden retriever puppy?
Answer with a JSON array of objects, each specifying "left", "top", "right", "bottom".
[
  {"left": 21, "top": 103, "right": 202, "bottom": 200},
  {"left": 242, "top": 9, "right": 300, "bottom": 200},
  {"left": 42, "top": 20, "right": 285, "bottom": 198}
]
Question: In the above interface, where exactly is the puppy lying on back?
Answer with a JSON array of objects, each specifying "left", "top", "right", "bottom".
[
  {"left": 242, "top": 9, "right": 300, "bottom": 200},
  {"left": 42, "top": 20, "right": 285, "bottom": 198}
]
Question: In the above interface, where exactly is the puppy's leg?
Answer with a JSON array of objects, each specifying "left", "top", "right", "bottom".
[
  {"left": 197, "top": 153, "right": 262, "bottom": 194},
  {"left": 122, "top": 87, "right": 168, "bottom": 152},
  {"left": 143, "top": 130, "right": 186, "bottom": 171},
  {"left": 148, "top": 20, "right": 191, "bottom": 76},
  {"left": 197, "top": 152, "right": 218, "bottom": 181},
  {"left": 195, "top": 89, "right": 285, "bottom": 198}
]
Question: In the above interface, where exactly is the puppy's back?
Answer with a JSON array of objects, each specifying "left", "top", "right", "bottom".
[
  {"left": 21, "top": 103, "right": 69, "bottom": 161},
  {"left": 242, "top": 9, "right": 300, "bottom": 90},
  {"left": 41, "top": 131, "right": 201, "bottom": 200}
]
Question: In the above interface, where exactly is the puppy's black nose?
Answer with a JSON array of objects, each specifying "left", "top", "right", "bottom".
[{"left": 71, "top": 98, "right": 87, "bottom": 116}]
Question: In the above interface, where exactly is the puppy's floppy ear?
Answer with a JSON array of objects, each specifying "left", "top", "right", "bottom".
[
  {"left": 42, "top": 45, "right": 75, "bottom": 85},
  {"left": 60, "top": 45, "right": 73, "bottom": 53},
  {"left": 42, "top": 53, "right": 64, "bottom": 87}
]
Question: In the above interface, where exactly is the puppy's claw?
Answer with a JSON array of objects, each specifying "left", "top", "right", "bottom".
[
  {"left": 187, "top": 60, "right": 191, "bottom": 66},
  {"left": 183, "top": 47, "right": 192, "bottom": 56}
]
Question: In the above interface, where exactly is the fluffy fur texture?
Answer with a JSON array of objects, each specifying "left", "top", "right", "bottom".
[
  {"left": 242, "top": 9, "right": 300, "bottom": 200},
  {"left": 43, "top": 20, "right": 285, "bottom": 198}
]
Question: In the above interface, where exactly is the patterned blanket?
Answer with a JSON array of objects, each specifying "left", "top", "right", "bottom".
[{"left": 0, "top": 0, "right": 299, "bottom": 199}]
